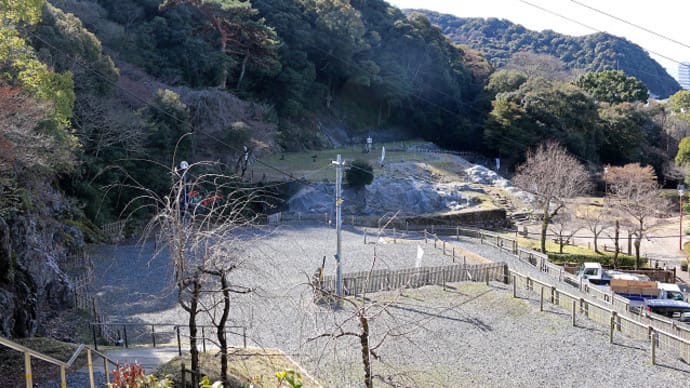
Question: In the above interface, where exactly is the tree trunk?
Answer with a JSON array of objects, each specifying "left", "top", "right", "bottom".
[
  {"left": 540, "top": 205, "right": 549, "bottom": 253},
  {"left": 236, "top": 54, "right": 249, "bottom": 90},
  {"left": 359, "top": 312, "right": 372, "bottom": 388},
  {"left": 634, "top": 219, "right": 644, "bottom": 268},
  {"left": 612, "top": 220, "right": 620, "bottom": 268},
  {"left": 187, "top": 276, "right": 201, "bottom": 383},
  {"left": 217, "top": 272, "right": 230, "bottom": 384}
]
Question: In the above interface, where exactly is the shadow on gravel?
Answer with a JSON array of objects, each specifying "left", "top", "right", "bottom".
[
  {"left": 385, "top": 303, "right": 493, "bottom": 332},
  {"left": 654, "top": 362, "right": 690, "bottom": 375},
  {"left": 383, "top": 288, "right": 496, "bottom": 332},
  {"left": 611, "top": 342, "right": 646, "bottom": 352}
]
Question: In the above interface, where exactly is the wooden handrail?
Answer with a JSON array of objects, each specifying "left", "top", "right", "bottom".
[
  {"left": 0, "top": 335, "right": 120, "bottom": 388},
  {"left": 0, "top": 336, "right": 67, "bottom": 367}
]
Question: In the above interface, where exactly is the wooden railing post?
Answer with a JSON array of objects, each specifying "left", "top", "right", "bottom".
[
  {"left": 609, "top": 312, "right": 616, "bottom": 344},
  {"left": 87, "top": 348, "right": 95, "bottom": 388},
  {"left": 24, "top": 351, "right": 32, "bottom": 388},
  {"left": 572, "top": 301, "right": 577, "bottom": 327},
  {"left": 650, "top": 330, "right": 657, "bottom": 365},
  {"left": 176, "top": 326, "right": 182, "bottom": 356},
  {"left": 104, "top": 357, "right": 110, "bottom": 385},
  {"left": 59, "top": 365, "right": 66, "bottom": 388},
  {"left": 540, "top": 288, "right": 544, "bottom": 312}
]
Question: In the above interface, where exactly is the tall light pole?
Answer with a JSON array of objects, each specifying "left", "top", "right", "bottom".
[
  {"left": 680, "top": 184, "right": 685, "bottom": 251},
  {"left": 332, "top": 154, "right": 344, "bottom": 305},
  {"left": 180, "top": 160, "right": 189, "bottom": 218}
]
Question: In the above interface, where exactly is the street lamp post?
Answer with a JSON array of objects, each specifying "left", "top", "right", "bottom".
[
  {"left": 331, "top": 154, "right": 344, "bottom": 306},
  {"left": 680, "top": 184, "right": 685, "bottom": 251},
  {"left": 180, "top": 160, "right": 189, "bottom": 217}
]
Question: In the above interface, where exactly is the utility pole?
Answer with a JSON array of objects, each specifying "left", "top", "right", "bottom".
[
  {"left": 332, "top": 154, "right": 344, "bottom": 305},
  {"left": 680, "top": 184, "right": 685, "bottom": 251}
]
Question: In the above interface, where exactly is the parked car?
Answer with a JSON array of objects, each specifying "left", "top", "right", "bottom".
[
  {"left": 641, "top": 299, "right": 690, "bottom": 319},
  {"left": 679, "top": 312, "right": 690, "bottom": 323}
]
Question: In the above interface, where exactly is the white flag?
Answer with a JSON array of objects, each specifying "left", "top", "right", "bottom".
[{"left": 415, "top": 244, "right": 424, "bottom": 267}]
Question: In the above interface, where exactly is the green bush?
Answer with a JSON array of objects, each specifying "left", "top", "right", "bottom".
[
  {"left": 548, "top": 253, "right": 643, "bottom": 268},
  {"left": 345, "top": 159, "right": 374, "bottom": 189}
]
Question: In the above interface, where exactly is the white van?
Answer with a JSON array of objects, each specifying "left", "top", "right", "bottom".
[{"left": 658, "top": 282, "right": 686, "bottom": 301}]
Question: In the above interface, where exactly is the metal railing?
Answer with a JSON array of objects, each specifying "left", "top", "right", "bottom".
[
  {"left": 89, "top": 322, "right": 248, "bottom": 354},
  {"left": 0, "top": 336, "right": 119, "bottom": 388},
  {"left": 101, "top": 220, "right": 126, "bottom": 242}
]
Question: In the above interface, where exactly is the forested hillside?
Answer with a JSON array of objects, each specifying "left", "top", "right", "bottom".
[
  {"left": 37, "top": 0, "right": 493, "bottom": 221},
  {"left": 4, "top": 0, "right": 690, "bottom": 339},
  {"left": 413, "top": 10, "right": 681, "bottom": 99},
  {"left": 0, "top": 0, "right": 492, "bottom": 337}
]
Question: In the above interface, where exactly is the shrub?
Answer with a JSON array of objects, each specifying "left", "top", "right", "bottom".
[
  {"left": 548, "top": 253, "right": 643, "bottom": 268},
  {"left": 345, "top": 159, "right": 374, "bottom": 189}
]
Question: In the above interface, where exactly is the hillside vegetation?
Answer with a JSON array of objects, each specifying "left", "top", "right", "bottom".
[{"left": 413, "top": 10, "right": 680, "bottom": 98}]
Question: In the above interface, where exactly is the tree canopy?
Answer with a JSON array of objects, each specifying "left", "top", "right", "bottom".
[
  {"left": 416, "top": 10, "right": 680, "bottom": 98},
  {"left": 345, "top": 159, "right": 374, "bottom": 189},
  {"left": 574, "top": 70, "right": 648, "bottom": 104}
]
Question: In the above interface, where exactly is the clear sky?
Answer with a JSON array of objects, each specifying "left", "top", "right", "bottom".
[{"left": 386, "top": 0, "right": 690, "bottom": 81}]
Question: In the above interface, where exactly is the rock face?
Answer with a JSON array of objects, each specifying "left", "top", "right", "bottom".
[
  {"left": 0, "top": 190, "right": 79, "bottom": 338},
  {"left": 286, "top": 156, "right": 517, "bottom": 222}
]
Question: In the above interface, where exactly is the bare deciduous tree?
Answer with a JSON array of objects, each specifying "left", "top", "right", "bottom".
[
  {"left": 513, "top": 141, "right": 592, "bottom": 253},
  {"left": 604, "top": 163, "right": 662, "bottom": 268},
  {"left": 130, "top": 155, "right": 263, "bottom": 383},
  {"left": 548, "top": 211, "right": 580, "bottom": 254},
  {"left": 577, "top": 200, "right": 609, "bottom": 254},
  {"left": 0, "top": 86, "right": 56, "bottom": 174},
  {"left": 73, "top": 93, "right": 145, "bottom": 158}
]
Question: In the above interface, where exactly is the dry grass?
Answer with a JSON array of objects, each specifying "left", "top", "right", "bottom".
[{"left": 157, "top": 348, "right": 321, "bottom": 387}]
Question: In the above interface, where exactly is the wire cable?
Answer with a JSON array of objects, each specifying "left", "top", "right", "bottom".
[
  {"left": 518, "top": 0, "right": 687, "bottom": 67},
  {"left": 570, "top": 0, "right": 690, "bottom": 51}
]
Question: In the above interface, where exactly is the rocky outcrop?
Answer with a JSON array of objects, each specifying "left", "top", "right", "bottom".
[
  {"left": 286, "top": 157, "right": 513, "bottom": 219},
  {"left": 0, "top": 190, "right": 81, "bottom": 338}
]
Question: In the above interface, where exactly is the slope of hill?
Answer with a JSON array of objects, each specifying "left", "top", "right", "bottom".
[{"left": 409, "top": 9, "right": 680, "bottom": 98}]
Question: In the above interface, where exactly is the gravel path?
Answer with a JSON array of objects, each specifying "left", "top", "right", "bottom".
[{"left": 86, "top": 224, "right": 690, "bottom": 387}]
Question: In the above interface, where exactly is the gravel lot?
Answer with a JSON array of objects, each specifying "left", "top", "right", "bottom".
[{"left": 87, "top": 224, "right": 690, "bottom": 387}]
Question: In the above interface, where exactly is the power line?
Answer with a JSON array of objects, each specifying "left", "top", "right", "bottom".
[
  {"left": 518, "top": 0, "right": 686, "bottom": 67},
  {"left": 570, "top": 0, "right": 690, "bottom": 51}
]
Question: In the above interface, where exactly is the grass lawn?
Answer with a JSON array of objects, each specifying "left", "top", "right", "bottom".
[{"left": 252, "top": 140, "right": 464, "bottom": 182}]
